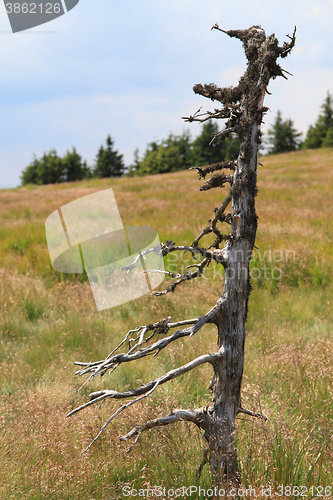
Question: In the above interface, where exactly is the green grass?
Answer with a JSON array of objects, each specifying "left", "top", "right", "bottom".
[{"left": 0, "top": 148, "right": 332, "bottom": 499}]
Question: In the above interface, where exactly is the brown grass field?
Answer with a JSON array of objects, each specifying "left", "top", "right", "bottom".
[{"left": 0, "top": 148, "right": 333, "bottom": 499}]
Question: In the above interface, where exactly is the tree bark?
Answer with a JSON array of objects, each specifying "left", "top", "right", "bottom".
[
  {"left": 201, "top": 96, "right": 263, "bottom": 486},
  {"left": 192, "top": 25, "right": 295, "bottom": 486}
]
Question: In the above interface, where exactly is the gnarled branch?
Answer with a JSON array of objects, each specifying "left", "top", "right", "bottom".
[
  {"left": 280, "top": 26, "right": 296, "bottom": 58},
  {"left": 73, "top": 303, "right": 220, "bottom": 381},
  {"left": 120, "top": 407, "right": 205, "bottom": 452},
  {"left": 193, "top": 83, "right": 242, "bottom": 105},
  {"left": 152, "top": 257, "right": 211, "bottom": 296},
  {"left": 182, "top": 106, "right": 234, "bottom": 123},
  {"left": 191, "top": 193, "right": 232, "bottom": 248},
  {"left": 200, "top": 173, "right": 233, "bottom": 192},
  {"left": 190, "top": 160, "right": 236, "bottom": 179},
  {"left": 68, "top": 350, "right": 223, "bottom": 453},
  {"left": 238, "top": 406, "right": 268, "bottom": 421},
  {"left": 209, "top": 126, "right": 237, "bottom": 145}
]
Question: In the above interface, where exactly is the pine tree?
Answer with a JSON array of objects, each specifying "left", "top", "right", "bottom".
[
  {"left": 93, "top": 135, "right": 125, "bottom": 178},
  {"left": 322, "top": 126, "right": 333, "bottom": 148},
  {"left": 303, "top": 91, "right": 333, "bottom": 149},
  {"left": 319, "top": 92, "right": 333, "bottom": 132},
  {"left": 21, "top": 155, "right": 39, "bottom": 185},
  {"left": 266, "top": 110, "right": 302, "bottom": 154},
  {"left": 38, "top": 149, "right": 65, "bottom": 184},
  {"left": 21, "top": 149, "right": 91, "bottom": 186},
  {"left": 63, "top": 147, "right": 91, "bottom": 182},
  {"left": 132, "top": 124, "right": 239, "bottom": 176},
  {"left": 133, "top": 132, "right": 192, "bottom": 175},
  {"left": 191, "top": 121, "right": 239, "bottom": 165}
]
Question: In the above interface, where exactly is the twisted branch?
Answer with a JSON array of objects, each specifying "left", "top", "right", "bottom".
[
  {"left": 200, "top": 173, "right": 233, "bottom": 192},
  {"left": 159, "top": 243, "right": 227, "bottom": 266},
  {"left": 280, "top": 27, "right": 296, "bottom": 58},
  {"left": 68, "top": 350, "right": 223, "bottom": 453},
  {"left": 191, "top": 193, "right": 232, "bottom": 248},
  {"left": 182, "top": 106, "right": 233, "bottom": 123},
  {"left": 238, "top": 406, "right": 268, "bottom": 421},
  {"left": 152, "top": 257, "right": 211, "bottom": 296},
  {"left": 190, "top": 160, "right": 236, "bottom": 179},
  {"left": 73, "top": 303, "right": 219, "bottom": 381},
  {"left": 120, "top": 407, "right": 205, "bottom": 452},
  {"left": 209, "top": 126, "right": 237, "bottom": 145}
]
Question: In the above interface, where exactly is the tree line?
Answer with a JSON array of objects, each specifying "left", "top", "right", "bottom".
[
  {"left": 21, "top": 135, "right": 124, "bottom": 186},
  {"left": 266, "top": 91, "right": 333, "bottom": 154},
  {"left": 128, "top": 121, "right": 239, "bottom": 176},
  {"left": 21, "top": 123, "right": 239, "bottom": 185},
  {"left": 21, "top": 91, "right": 333, "bottom": 185}
]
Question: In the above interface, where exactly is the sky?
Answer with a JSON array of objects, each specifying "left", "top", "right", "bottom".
[{"left": 0, "top": 0, "right": 332, "bottom": 188}]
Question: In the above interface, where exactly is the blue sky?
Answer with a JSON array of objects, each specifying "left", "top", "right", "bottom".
[{"left": 0, "top": 0, "right": 332, "bottom": 188}]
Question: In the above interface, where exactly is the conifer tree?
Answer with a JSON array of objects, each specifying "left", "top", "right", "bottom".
[
  {"left": 303, "top": 91, "right": 333, "bottom": 149},
  {"left": 322, "top": 126, "right": 333, "bottom": 148},
  {"left": 63, "top": 147, "right": 91, "bottom": 182},
  {"left": 93, "top": 135, "right": 125, "bottom": 178},
  {"left": 21, "top": 149, "right": 65, "bottom": 185},
  {"left": 266, "top": 110, "right": 301, "bottom": 154},
  {"left": 132, "top": 132, "right": 192, "bottom": 175},
  {"left": 192, "top": 121, "right": 239, "bottom": 165},
  {"left": 21, "top": 149, "right": 91, "bottom": 185},
  {"left": 21, "top": 155, "right": 39, "bottom": 185}
]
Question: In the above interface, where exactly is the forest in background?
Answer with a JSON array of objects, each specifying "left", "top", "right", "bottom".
[{"left": 20, "top": 92, "right": 333, "bottom": 185}]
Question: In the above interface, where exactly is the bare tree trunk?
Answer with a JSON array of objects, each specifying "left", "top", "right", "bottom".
[
  {"left": 201, "top": 94, "right": 264, "bottom": 486},
  {"left": 188, "top": 26, "right": 296, "bottom": 484},
  {"left": 67, "top": 24, "right": 295, "bottom": 488}
]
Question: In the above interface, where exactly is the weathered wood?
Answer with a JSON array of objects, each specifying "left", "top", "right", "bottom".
[{"left": 186, "top": 25, "right": 295, "bottom": 485}]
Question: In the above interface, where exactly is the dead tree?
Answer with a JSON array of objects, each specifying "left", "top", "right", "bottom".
[{"left": 67, "top": 25, "right": 296, "bottom": 486}]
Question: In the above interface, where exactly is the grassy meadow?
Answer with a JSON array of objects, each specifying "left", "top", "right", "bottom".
[{"left": 0, "top": 148, "right": 333, "bottom": 499}]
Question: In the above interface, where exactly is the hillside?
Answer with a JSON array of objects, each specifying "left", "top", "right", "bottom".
[{"left": 0, "top": 148, "right": 332, "bottom": 499}]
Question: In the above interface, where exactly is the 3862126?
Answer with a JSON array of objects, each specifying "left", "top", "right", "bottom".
[{"left": 5, "top": 3, "right": 62, "bottom": 14}]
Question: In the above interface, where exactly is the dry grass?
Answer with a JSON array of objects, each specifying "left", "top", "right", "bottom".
[{"left": 0, "top": 148, "right": 333, "bottom": 499}]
